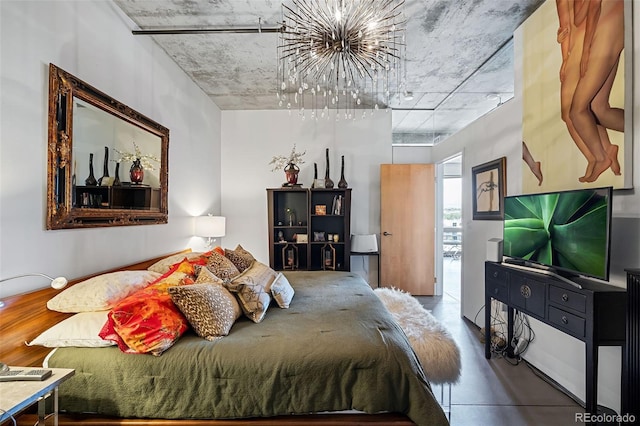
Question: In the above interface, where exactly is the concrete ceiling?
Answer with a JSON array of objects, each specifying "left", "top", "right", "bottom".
[{"left": 114, "top": 0, "right": 545, "bottom": 143}]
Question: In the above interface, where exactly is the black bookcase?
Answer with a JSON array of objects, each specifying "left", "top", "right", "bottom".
[{"left": 267, "top": 188, "right": 351, "bottom": 271}]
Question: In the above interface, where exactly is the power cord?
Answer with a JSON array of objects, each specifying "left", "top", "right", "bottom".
[
  {"left": 499, "top": 311, "right": 536, "bottom": 365},
  {"left": 473, "top": 303, "right": 509, "bottom": 356},
  {"left": 475, "top": 304, "right": 536, "bottom": 365}
]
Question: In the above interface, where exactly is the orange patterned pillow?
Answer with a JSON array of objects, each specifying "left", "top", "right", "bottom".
[{"left": 99, "top": 260, "right": 196, "bottom": 355}]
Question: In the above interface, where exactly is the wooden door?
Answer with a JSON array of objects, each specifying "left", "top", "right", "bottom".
[{"left": 380, "top": 164, "right": 435, "bottom": 295}]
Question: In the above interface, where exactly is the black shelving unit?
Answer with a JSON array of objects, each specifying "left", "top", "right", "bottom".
[{"left": 267, "top": 188, "right": 351, "bottom": 271}]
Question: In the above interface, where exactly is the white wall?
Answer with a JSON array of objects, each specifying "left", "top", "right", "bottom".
[
  {"left": 220, "top": 110, "right": 391, "bottom": 283},
  {"left": 0, "top": 1, "right": 221, "bottom": 298}
]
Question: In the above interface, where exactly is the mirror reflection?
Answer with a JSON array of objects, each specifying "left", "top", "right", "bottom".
[
  {"left": 73, "top": 99, "right": 162, "bottom": 199},
  {"left": 47, "top": 64, "right": 169, "bottom": 229}
]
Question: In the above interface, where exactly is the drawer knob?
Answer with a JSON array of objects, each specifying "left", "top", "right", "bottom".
[
  {"left": 494, "top": 288, "right": 499, "bottom": 295},
  {"left": 493, "top": 272, "right": 498, "bottom": 278},
  {"left": 520, "top": 285, "right": 531, "bottom": 298},
  {"left": 562, "top": 316, "right": 568, "bottom": 324},
  {"left": 562, "top": 294, "right": 569, "bottom": 302}
]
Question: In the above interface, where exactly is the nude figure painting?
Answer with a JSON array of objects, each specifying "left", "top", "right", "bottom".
[{"left": 521, "top": 0, "right": 631, "bottom": 193}]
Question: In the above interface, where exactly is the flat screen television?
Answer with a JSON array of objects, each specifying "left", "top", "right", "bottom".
[{"left": 502, "top": 186, "right": 612, "bottom": 282}]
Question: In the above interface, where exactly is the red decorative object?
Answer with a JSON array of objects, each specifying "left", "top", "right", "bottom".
[
  {"left": 284, "top": 162, "right": 299, "bottom": 185},
  {"left": 130, "top": 159, "right": 144, "bottom": 184}
]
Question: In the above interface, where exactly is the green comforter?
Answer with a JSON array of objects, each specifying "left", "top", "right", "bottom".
[{"left": 48, "top": 271, "right": 448, "bottom": 425}]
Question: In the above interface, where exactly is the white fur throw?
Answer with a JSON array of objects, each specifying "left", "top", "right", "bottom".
[{"left": 374, "top": 287, "right": 461, "bottom": 384}]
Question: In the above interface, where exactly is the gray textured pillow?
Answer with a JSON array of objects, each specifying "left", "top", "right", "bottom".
[
  {"left": 271, "top": 273, "right": 295, "bottom": 308},
  {"left": 228, "top": 261, "right": 277, "bottom": 323}
]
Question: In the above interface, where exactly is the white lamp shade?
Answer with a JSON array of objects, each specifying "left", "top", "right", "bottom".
[
  {"left": 195, "top": 216, "right": 226, "bottom": 238},
  {"left": 351, "top": 234, "right": 378, "bottom": 253}
]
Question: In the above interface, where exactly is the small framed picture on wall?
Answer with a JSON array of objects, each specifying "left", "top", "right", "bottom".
[{"left": 472, "top": 157, "right": 506, "bottom": 220}]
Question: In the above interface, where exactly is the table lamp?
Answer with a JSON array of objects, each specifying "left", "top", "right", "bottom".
[{"left": 195, "top": 215, "right": 226, "bottom": 248}]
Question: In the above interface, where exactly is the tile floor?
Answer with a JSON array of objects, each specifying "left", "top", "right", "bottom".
[{"left": 418, "top": 259, "right": 588, "bottom": 426}]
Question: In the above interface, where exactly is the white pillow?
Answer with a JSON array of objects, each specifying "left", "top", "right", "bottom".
[
  {"left": 27, "top": 311, "right": 114, "bottom": 348},
  {"left": 46, "top": 270, "right": 161, "bottom": 313},
  {"left": 147, "top": 252, "right": 205, "bottom": 274},
  {"left": 270, "top": 273, "right": 295, "bottom": 308}
]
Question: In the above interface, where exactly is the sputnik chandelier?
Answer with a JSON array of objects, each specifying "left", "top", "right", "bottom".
[{"left": 277, "top": 0, "right": 406, "bottom": 121}]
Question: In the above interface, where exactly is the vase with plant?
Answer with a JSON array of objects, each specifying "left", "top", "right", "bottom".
[
  {"left": 269, "top": 144, "right": 306, "bottom": 187},
  {"left": 115, "top": 141, "right": 160, "bottom": 185}
]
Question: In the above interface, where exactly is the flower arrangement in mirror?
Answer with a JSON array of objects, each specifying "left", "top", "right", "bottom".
[
  {"left": 115, "top": 141, "right": 160, "bottom": 185},
  {"left": 269, "top": 144, "right": 306, "bottom": 187}
]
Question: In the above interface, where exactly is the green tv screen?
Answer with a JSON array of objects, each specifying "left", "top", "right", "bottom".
[{"left": 503, "top": 187, "right": 612, "bottom": 281}]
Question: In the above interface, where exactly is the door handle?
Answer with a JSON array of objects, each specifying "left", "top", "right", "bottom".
[{"left": 383, "top": 231, "right": 393, "bottom": 236}]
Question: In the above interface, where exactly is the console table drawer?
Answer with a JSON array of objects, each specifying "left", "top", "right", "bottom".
[
  {"left": 487, "top": 281, "right": 508, "bottom": 300},
  {"left": 549, "top": 286, "right": 586, "bottom": 313},
  {"left": 509, "top": 276, "right": 546, "bottom": 318},
  {"left": 486, "top": 264, "right": 508, "bottom": 282},
  {"left": 549, "top": 306, "right": 585, "bottom": 338}
]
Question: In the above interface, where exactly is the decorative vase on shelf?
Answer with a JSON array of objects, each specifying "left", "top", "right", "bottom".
[
  {"left": 284, "top": 162, "right": 299, "bottom": 186},
  {"left": 98, "top": 146, "right": 109, "bottom": 186},
  {"left": 312, "top": 163, "right": 318, "bottom": 188},
  {"left": 287, "top": 209, "right": 296, "bottom": 226},
  {"left": 338, "top": 155, "right": 348, "bottom": 188},
  {"left": 324, "top": 148, "right": 334, "bottom": 188},
  {"left": 130, "top": 159, "right": 144, "bottom": 184},
  {"left": 113, "top": 163, "right": 121, "bottom": 186},
  {"left": 85, "top": 153, "right": 97, "bottom": 186}
]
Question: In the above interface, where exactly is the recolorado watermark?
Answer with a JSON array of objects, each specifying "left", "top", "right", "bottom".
[{"left": 575, "top": 412, "right": 636, "bottom": 423}]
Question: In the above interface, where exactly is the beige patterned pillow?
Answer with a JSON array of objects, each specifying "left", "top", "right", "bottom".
[
  {"left": 271, "top": 273, "right": 295, "bottom": 308},
  {"left": 169, "top": 283, "right": 241, "bottom": 341},
  {"left": 47, "top": 270, "right": 161, "bottom": 313},
  {"left": 195, "top": 266, "right": 239, "bottom": 316},
  {"left": 195, "top": 267, "right": 241, "bottom": 319},
  {"left": 204, "top": 251, "right": 240, "bottom": 280},
  {"left": 224, "top": 245, "right": 256, "bottom": 272},
  {"left": 228, "top": 261, "right": 277, "bottom": 323},
  {"left": 195, "top": 267, "right": 225, "bottom": 285}
]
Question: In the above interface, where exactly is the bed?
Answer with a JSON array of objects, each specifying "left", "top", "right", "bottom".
[{"left": 0, "top": 250, "right": 448, "bottom": 425}]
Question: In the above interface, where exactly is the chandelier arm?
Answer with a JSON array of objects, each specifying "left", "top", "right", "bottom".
[{"left": 286, "top": 0, "right": 334, "bottom": 33}]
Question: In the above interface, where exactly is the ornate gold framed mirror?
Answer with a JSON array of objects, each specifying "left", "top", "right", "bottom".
[{"left": 47, "top": 64, "right": 169, "bottom": 229}]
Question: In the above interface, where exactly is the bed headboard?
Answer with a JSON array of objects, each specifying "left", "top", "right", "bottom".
[{"left": 0, "top": 249, "right": 191, "bottom": 367}]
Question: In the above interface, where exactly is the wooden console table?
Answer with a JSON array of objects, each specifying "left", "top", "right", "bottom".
[{"left": 484, "top": 261, "right": 626, "bottom": 416}]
